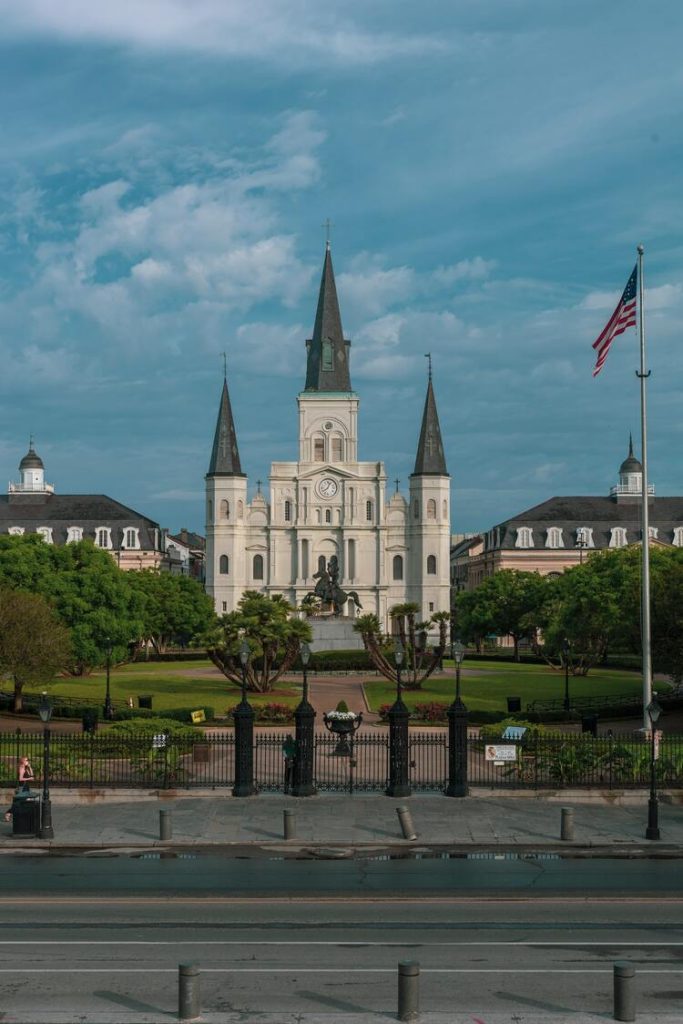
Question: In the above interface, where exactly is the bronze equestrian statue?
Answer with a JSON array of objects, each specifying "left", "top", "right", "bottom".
[{"left": 309, "top": 556, "right": 362, "bottom": 616}]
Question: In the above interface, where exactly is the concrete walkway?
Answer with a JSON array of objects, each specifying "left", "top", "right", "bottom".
[{"left": 2, "top": 791, "right": 683, "bottom": 854}]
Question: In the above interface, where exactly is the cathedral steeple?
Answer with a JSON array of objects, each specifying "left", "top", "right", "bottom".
[
  {"left": 207, "top": 376, "right": 245, "bottom": 477},
  {"left": 412, "top": 367, "right": 448, "bottom": 476},
  {"left": 304, "top": 245, "right": 352, "bottom": 393}
]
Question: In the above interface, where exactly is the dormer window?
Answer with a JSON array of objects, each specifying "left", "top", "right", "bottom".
[
  {"left": 125, "top": 528, "right": 140, "bottom": 549},
  {"left": 8, "top": 527, "right": 24, "bottom": 536},
  {"left": 648, "top": 526, "right": 658, "bottom": 540},
  {"left": 673, "top": 527, "right": 683, "bottom": 547},
  {"left": 66, "top": 526, "right": 83, "bottom": 543},
  {"left": 96, "top": 528, "right": 112, "bottom": 549},
  {"left": 576, "top": 527, "right": 594, "bottom": 548},
  {"left": 609, "top": 527, "right": 628, "bottom": 548},
  {"left": 36, "top": 527, "right": 53, "bottom": 544},
  {"left": 545, "top": 527, "right": 563, "bottom": 549},
  {"left": 515, "top": 527, "right": 534, "bottom": 549}
]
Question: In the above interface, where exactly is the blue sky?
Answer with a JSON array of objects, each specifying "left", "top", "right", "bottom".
[{"left": 0, "top": 1, "right": 682, "bottom": 536}]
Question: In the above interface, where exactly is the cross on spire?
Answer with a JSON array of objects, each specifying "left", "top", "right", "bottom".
[
  {"left": 256, "top": 479, "right": 262, "bottom": 494},
  {"left": 425, "top": 352, "right": 432, "bottom": 381},
  {"left": 222, "top": 351, "right": 227, "bottom": 378},
  {"left": 394, "top": 477, "right": 400, "bottom": 493},
  {"left": 322, "top": 218, "right": 333, "bottom": 250}
]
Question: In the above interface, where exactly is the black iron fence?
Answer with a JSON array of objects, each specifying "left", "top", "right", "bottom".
[{"left": 2, "top": 729, "right": 681, "bottom": 793}]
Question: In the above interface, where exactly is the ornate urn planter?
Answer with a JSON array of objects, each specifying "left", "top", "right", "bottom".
[{"left": 323, "top": 711, "right": 363, "bottom": 756}]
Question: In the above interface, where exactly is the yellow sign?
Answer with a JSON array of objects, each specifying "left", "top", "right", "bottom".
[{"left": 191, "top": 709, "right": 206, "bottom": 724}]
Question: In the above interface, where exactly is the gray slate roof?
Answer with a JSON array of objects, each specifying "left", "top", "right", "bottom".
[
  {"left": 0, "top": 493, "right": 161, "bottom": 548},
  {"left": 304, "top": 245, "right": 353, "bottom": 393},
  {"left": 493, "top": 495, "right": 683, "bottom": 549},
  {"left": 412, "top": 377, "right": 448, "bottom": 476},
  {"left": 207, "top": 378, "right": 245, "bottom": 477}
]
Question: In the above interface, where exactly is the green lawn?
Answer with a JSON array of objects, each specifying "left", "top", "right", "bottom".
[
  {"left": 48, "top": 660, "right": 303, "bottom": 715},
  {"left": 364, "top": 659, "right": 664, "bottom": 714}
]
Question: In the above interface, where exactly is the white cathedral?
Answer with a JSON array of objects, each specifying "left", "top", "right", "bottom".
[{"left": 205, "top": 245, "right": 451, "bottom": 631}]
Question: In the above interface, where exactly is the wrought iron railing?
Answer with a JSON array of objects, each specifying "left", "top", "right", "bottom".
[{"left": 0, "top": 729, "right": 680, "bottom": 792}]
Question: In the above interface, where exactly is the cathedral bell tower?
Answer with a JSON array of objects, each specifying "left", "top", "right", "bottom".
[{"left": 205, "top": 375, "right": 248, "bottom": 614}]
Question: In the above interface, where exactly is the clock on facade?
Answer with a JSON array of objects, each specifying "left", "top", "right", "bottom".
[{"left": 318, "top": 477, "right": 338, "bottom": 498}]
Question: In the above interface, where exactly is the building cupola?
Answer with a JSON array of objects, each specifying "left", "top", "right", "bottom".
[
  {"left": 12, "top": 439, "right": 52, "bottom": 494},
  {"left": 611, "top": 435, "right": 653, "bottom": 503}
]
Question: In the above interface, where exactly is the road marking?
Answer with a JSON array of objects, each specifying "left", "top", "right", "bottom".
[
  {"left": 1, "top": 940, "right": 682, "bottom": 946},
  {"left": 0, "top": 968, "right": 682, "bottom": 974}
]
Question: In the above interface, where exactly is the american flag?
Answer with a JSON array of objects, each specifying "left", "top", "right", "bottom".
[{"left": 591, "top": 265, "right": 637, "bottom": 377}]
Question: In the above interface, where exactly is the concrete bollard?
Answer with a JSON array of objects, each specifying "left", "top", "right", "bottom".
[
  {"left": 396, "top": 805, "right": 418, "bottom": 841},
  {"left": 178, "top": 963, "right": 200, "bottom": 1021},
  {"left": 397, "top": 960, "right": 420, "bottom": 1021},
  {"left": 613, "top": 961, "right": 636, "bottom": 1021},
  {"left": 160, "top": 809, "right": 172, "bottom": 841},
  {"left": 284, "top": 808, "right": 295, "bottom": 840},
  {"left": 560, "top": 807, "right": 574, "bottom": 842}
]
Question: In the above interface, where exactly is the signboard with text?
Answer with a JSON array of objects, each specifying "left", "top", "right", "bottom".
[{"left": 485, "top": 744, "right": 517, "bottom": 762}]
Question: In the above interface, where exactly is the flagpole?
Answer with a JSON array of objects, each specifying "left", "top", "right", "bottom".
[{"left": 636, "top": 243, "right": 652, "bottom": 729}]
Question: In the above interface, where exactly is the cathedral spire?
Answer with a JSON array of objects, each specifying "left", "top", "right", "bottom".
[
  {"left": 304, "top": 245, "right": 352, "bottom": 392},
  {"left": 412, "top": 368, "right": 448, "bottom": 476},
  {"left": 207, "top": 375, "right": 245, "bottom": 477}
]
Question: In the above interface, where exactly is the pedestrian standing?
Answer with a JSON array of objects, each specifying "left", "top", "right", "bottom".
[
  {"left": 4, "top": 755, "right": 34, "bottom": 821},
  {"left": 282, "top": 734, "right": 297, "bottom": 794}
]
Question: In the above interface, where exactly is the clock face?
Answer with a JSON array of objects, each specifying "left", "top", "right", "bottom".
[{"left": 318, "top": 477, "right": 338, "bottom": 498}]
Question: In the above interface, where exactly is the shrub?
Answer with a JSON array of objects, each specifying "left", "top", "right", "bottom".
[
  {"left": 478, "top": 718, "right": 548, "bottom": 741},
  {"left": 335, "top": 700, "right": 349, "bottom": 713},
  {"left": 412, "top": 702, "right": 449, "bottom": 723},
  {"left": 106, "top": 718, "right": 199, "bottom": 742}
]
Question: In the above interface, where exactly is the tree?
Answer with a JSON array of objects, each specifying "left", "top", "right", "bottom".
[
  {"left": 128, "top": 570, "right": 215, "bottom": 654},
  {"left": 455, "top": 570, "right": 548, "bottom": 661},
  {"left": 0, "top": 589, "right": 72, "bottom": 711},
  {"left": 353, "top": 611, "right": 442, "bottom": 688},
  {"left": 203, "top": 591, "right": 312, "bottom": 693},
  {"left": 0, "top": 536, "right": 143, "bottom": 674}
]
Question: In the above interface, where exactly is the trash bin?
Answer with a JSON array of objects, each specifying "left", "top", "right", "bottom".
[
  {"left": 507, "top": 696, "right": 522, "bottom": 713},
  {"left": 138, "top": 695, "right": 153, "bottom": 709},
  {"left": 11, "top": 793, "right": 41, "bottom": 837},
  {"left": 82, "top": 709, "right": 98, "bottom": 733},
  {"left": 581, "top": 714, "right": 598, "bottom": 737}
]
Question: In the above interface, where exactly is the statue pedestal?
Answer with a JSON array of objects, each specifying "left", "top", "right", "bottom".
[{"left": 309, "top": 618, "right": 364, "bottom": 652}]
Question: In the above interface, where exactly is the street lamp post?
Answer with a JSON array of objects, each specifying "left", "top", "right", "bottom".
[
  {"left": 562, "top": 638, "right": 571, "bottom": 713},
  {"left": 232, "top": 639, "right": 256, "bottom": 797},
  {"left": 386, "top": 639, "right": 411, "bottom": 797},
  {"left": 645, "top": 694, "right": 662, "bottom": 841},
  {"left": 446, "top": 641, "right": 468, "bottom": 797},
  {"left": 293, "top": 642, "right": 316, "bottom": 797},
  {"left": 38, "top": 692, "right": 54, "bottom": 839},
  {"left": 103, "top": 637, "right": 114, "bottom": 721}
]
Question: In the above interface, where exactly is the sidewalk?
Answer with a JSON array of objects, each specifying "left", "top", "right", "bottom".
[{"left": 3, "top": 792, "right": 683, "bottom": 855}]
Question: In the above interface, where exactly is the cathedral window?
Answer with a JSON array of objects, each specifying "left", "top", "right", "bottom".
[
  {"left": 515, "top": 527, "right": 534, "bottom": 549},
  {"left": 427, "top": 499, "right": 436, "bottom": 520},
  {"left": 36, "top": 527, "right": 53, "bottom": 544},
  {"left": 427, "top": 555, "right": 437, "bottom": 575},
  {"left": 366, "top": 500, "right": 373, "bottom": 522},
  {"left": 219, "top": 554, "right": 229, "bottom": 574},
  {"left": 66, "top": 526, "right": 82, "bottom": 543},
  {"left": 237, "top": 500, "right": 244, "bottom": 519},
  {"left": 208, "top": 500, "right": 213, "bottom": 520},
  {"left": 220, "top": 499, "right": 230, "bottom": 520},
  {"left": 609, "top": 527, "right": 628, "bottom": 548},
  {"left": 301, "top": 539, "right": 309, "bottom": 579},
  {"left": 673, "top": 527, "right": 683, "bottom": 547},
  {"left": 322, "top": 338, "right": 334, "bottom": 371},
  {"left": 96, "top": 528, "right": 112, "bottom": 549},
  {"left": 393, "top": 555, "right": 403, "bottom": 581},
  {"left": 284, "top": 500, "right": 292, "bottom": 522},
  {"left": 413, "top": 500, "right": 419, "bottom": 519},
  {"left": 348, "top": 539, "right": 355, "bottom": 578},
  {"left": 313, "top": 437, "right": 325, "bottom": 462},
  {"left": 316, "top": 508, "right": 322, "bottom": 524},
  {"left": 331, "top": 437, "right": 342, "bottom": 462},
  {"left": 443, "top": 500, "right": 448, "bottom": 518},
  {"left": 317, "top": 555, "right": 326, "bottom": 574},
  {"left": 429, "top": 602, "right": 434, "bottom": 612},
  {"left": 325, "top": 508, "right": 332, "bottom": 524},
  {"left": 222, "top": 602, "right": 227, "bottom": 612},
  {"left": 545, "top": 527, "right": 563, "bottom": 549},
  {"left": 125, "top": 528, "right": 140, "bottom": 549},
  {"left": 253, "top": 554, "right": 264, "bottom": 580}
]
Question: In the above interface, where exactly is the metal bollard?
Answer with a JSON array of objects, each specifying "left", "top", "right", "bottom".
[
  {"left": 160, "top": 809, "right": 172, "bottom": 841},
  {"left": 560, "top": 806, "right": 574, "bottom": 842},
  {"left": 397, "top": 960, "right": 420, "bottom": 1021},
  {"left": 613, "top": 961, "right": 636, "bottom": 1021},
  {"left": 178, "top": 963, "right": 200, "bottom": 1021},
  {"left": 284, "top": 808, "right": 295, "bottom": 840},
  {"left": 396, "top": 805, "right": 418, "bottom": 841}
]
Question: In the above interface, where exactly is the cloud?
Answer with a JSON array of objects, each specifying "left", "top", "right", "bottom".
[
  {"left": 433, "top": 257, "right": 497, "bottom": 287},
  {"left": 0, "top": 0, "right": 447, "bottom": 66},
  {"left": 339, "top": 256, "right": 416, "bottom": 319}
]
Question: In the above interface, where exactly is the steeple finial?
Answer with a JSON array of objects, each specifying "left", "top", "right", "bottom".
[
  {"left": 322, "top": 218, "right": 333, "bottom": 250},
  {"left": 29, "top": 434, "right": 34, "bottom": 451},
  {"left": 395, "top": 477, "right": 400, "bottom": 493},
  {"left": 425, "top": 353, "right": 432, "bottom": 381},
  {"left": 222, "top": 351, "right": 227, "bottom": 379},
  {"left": 629, "top": 432, "right": 634, "bottom": 457}
]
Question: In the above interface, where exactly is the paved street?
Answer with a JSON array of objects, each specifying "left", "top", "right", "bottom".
[{"left": 0, "top": 896, "right": 681, "bottom": 1022}]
